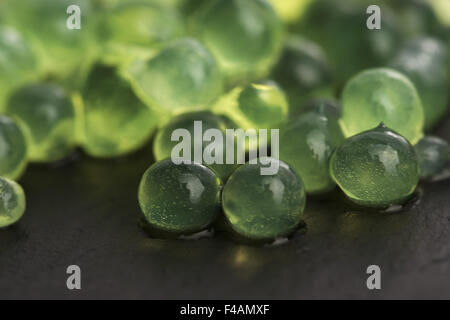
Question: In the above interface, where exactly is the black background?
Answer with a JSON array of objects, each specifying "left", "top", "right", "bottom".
[{"left": 1, "top": 118, "right": 450, "bottom": 300}]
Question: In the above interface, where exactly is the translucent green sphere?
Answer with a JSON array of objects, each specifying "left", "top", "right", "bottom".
[
  {"left": 80, "top": 64, "right": 158, "bottom": 158},
  {"left": 272, "top": 36, "right": 334, "bottom": 114},
  {"left": 0, "top": 25, "right": 37, "bottom": 108},
  {"left": 126, "top": 38, "right": 223, "bottom": 114},
  {"left": 0, "top": 115, "right": 27, "bottom": 180},
  {"left": 153, "top": 111, "right": 239, "bottom": 181},
  {"left": 340, "top": 68, "right": 424, "bottom": 145},
  {"left": 414, "top": 136, "right": 450, "bottom": 180},
  {"left": 2, "top": 0, "right": 97, "bottom": 77},
  {"left": 222, "top": 157, "right": 306, "bottom": 240},
  {"left": 296, "top": 0, "right": 402, "bottom": 86},
  {"left": 138, "top": 159, "right": 222, "bottom": 234},
  {"left": 213, "top": 81, "right": 288, "bottom": 130},
  {"left": 389, "top": 37, "right": 449, "bottom": 130},
  {"left": 5, "top": 83, "right": 76, "bottom": 162},
  {"left": 101, "top": 2, "right": 183, "bottom": 65},
  {"left": 0, "top": 177, "right": 25, "bottom": 228},
  {"left": 330, "top": 124, "right": 420, "bottom": 207},
  {"left": 195, "top": 0, "right": 283, "bottom": 84},
  {"left": 280, "top": 111, "right": 345, "bottom": 194}
]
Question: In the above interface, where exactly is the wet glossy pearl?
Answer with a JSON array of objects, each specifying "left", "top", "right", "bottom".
[
  {"left": 222, "top": 157, "right": 306, "bottom": 240},
  {"left": 138, "top": 159, "right": 222, "bottom": 234},
  {"left": 330, "top": 124, "right": 420, "bottom": 207}
]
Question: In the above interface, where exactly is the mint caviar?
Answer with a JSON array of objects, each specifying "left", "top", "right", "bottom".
[
  {"left": 0, "top": 115, "right": 27, "bottom": 180},
  {"left": 389, "top": 37, "right": 449, "bottom": 130},
  {"left": 222, "top": 158, "right": 306, "bottom": 240},
  {"left": 126, "top": 38, "right": 223, "bottom": 114},
  {"left": 153, "top": 111, "right": 239, "bottom": 181},
  {"left": 330, "top": 124, "right": 420, "bottom": 208},
  {"left": 5, "top": 83, "right": 76, "bottom": 162},
  {"left": 0, "top": 177, "right": 25, "bottom": 228},
  {"left": 194, "top": 0, "right": 283, "bottom": 84},
  {"left": 80, "top": 64, "right": 158, "bottom": 158},
  {"left": 340, "top": 68, "right": 424, "bottom": 145},
  {"left": 138, "top": 159, "right": 222, "bottom": 235},
  {"left": 414, "top": 136, "right": 450, "bottom": 180},
  {"left": 280, "top": 110, "right": 344, "bottom": 194}
]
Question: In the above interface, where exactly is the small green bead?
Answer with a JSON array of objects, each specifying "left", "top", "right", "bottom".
[
  {"left": 330, "top": 124, "right": 420, "bottom": 208},
  {"left": 0, "top": 25, "right": 37, "bottom": 108},
  {"left": 0, "top": 115, "right": 27, "bottom": 180},
  {"left": 214, "top": 81, "right": 288, "bottom": 129},
  {"left": 296, "top": 0, "right": 402, "bottom": 86},
  {"left": 126, "top": 38, "right": 223, "bottom": 113},
  {"left": 340, "top": 68, "right": 424, "bottom": 145},
  {"left": 272, "top": 36, "right": 334, "bottom": 113},
  {"left": 389, "top": 37, "right": 449, "bottom": 129},
  {"left": 222, "top": 158, "right": 306, "bottom": 240},
  {"left": 414, "top": 136, "right": 450, "bottom": 180},
  {"left": 3, "top": 0, "right": 97, "bottom": 77},
  {"left": 195, "top": 0, "right": 283, "bottom": 84},
  {"left": 280, "top": 111, "right": 345, "bottom": 194},
  {"left": 101, "top": 2, "right": 183, "bottom": 64},
  {"left": 154, "top": 111, "right": 239, "bottom": 181},
  {"left": 138, "top": 159, "right": 222, "bottom": 234},
  {"left": 5, "top": 83, "right": 76, "bottom": 162},
  {"left": 80, "top": 64, "right": 158, "bottom": 158},
  {"left": 0, "top": 177, "right": 25, "bottom": 228}
]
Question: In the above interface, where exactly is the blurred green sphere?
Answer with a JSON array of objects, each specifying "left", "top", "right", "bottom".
[
  {"left": 5, "top": 83, "right": 76, "bottom": 162},
  {"left": 153, "top": 111, "right": 239, "bottom": 181},
  {"left": 195, "top": 0, "right": 283, "bottom": 84},
  {"left": 390, "top": 37, "right": 449, "bottom": 129},
  {"left": 127, "top": 38, "right": 223, "bottom": 114},
  {"left": 80, "top": 64, "right": 159, "bottom": 158},
  {"left": 0, "top": 115, "right": 27, "bottom": 180}
]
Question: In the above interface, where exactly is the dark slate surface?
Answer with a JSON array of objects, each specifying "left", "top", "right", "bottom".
[{"left": 0, "top": 118, "right": 450, "bottom": 300}]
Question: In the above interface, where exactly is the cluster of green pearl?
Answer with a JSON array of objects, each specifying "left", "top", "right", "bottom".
[{"left": 139, "top": 157, "right": 306, "bottom": 241}]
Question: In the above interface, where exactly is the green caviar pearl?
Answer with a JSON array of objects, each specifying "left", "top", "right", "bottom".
[
  {"left": 80, "top": 64, "right": 158, "bottom": 158},
  {"left": 0, "top": 115, "right": 27, "bottom": 180},
  {"left": 414, "top": 136, "right": 450, "bottom": 180},
  {"left": 296, "top": 0, "right": 402, "bottom": 86},
  {"left": 138, "top": 159, "right": 222, "bottom": 234},
  {"left": 272, "top": 36, "right": 334, "bottom": 114},
  {"left": 214, "top": 81, "right": 288, "bottom": 130},
  {"left": 101, "top": 2, "right": 183, "bottom": 65},
  {"left": 0, "top": 25, "right": 37, "bottom": 108},
  {"left": 280, "top": 111, "right": 345, "bottom": 194},
  {"left": 195, "top": 0, "right": 283, "bottom": 84},
  {"left": 222, "top": 157, "right": 306, "bottom": 240},
  {"left": 389, "top": 37, "right": 449, "bottom": 130},
  {"left": 153, "top": 111, "right": 239, "bottom": 181},
  {"left": 126, "top": 38, "right": 223, "bottom": 114},
  {"left": 340, "top": 68, "right": 424, "bottom": 145},
  {"left": 213, "top": 81, "right": 288, "bottom": 151},
  {"left": 330, "top": 124, "right": 420, "bottom": 208},
  {"left": 5, "top": 83, "right": 76, "bottom": 162},
  {"left": 3, "top": 0, "right": 97, "bottom": 77},
  {"left": 0, "top": 177, "right": 25, "bottom": 228}
]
